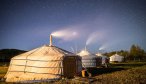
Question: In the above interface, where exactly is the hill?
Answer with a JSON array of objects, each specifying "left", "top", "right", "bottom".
[{"left": 0, "top": 49, "right": 27, "bottom": 62}]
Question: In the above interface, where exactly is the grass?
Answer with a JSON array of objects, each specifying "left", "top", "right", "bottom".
[
  {"left": 0, "top": 67, "right": 8, "bottom": 79},
  {"left": 93, "top": 65, "right": 146, "bottom": 84},
  {"left": 109, "top": 61, "right": 146, "bottom": 68},
  {"left": 0, "top": 62, "right": 9, "bottom": 79}
]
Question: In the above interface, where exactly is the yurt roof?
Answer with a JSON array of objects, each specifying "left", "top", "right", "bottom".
[
  {"left": 77, "top": 50, "right": 96, "bottom": 57},
  {"left": 110, "top": 54, "right": 123, "bottom": 58},
  {"left": 96, "top": 53, "right": 108, "bottom": 57},
  {"left": 12, "top": 45, "right": 75, "bottom": 60},
  {"left": 96, "top": 53, "right": 102, "bottom": 56}
]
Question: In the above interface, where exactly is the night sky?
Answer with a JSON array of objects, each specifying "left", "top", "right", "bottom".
[{"left": 0, "top": 0, "right": 146, "bottom": 53}]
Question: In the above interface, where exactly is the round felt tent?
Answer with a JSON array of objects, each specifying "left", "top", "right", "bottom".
[
  {"left": 109, "top": 54, "right": 124, "bottom": 63},
  {"left": 77, "top": 49, "right": 102, "bottom": 68},
  {"left": 4, "top": 35, "right": 82, "bottom": 83},
  {"left": 96, "top": 53, "right": 109, "bottom": 64}
]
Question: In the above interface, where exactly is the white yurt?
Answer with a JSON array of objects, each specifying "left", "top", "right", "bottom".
[
  {"left": 96, "top": 53, "right": 109, "bottom": 64},
  {"left": 77, "top": 49, "right": 102, "bottom": 68},
  {"left": 4, "top": 35, "right": 82, "bottom": 83},
  {"left": 110, "top": 54, "right": 124, "bottom": 63}
]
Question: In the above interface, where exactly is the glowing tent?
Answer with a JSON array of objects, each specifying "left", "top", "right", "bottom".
[
  {"left": 109, "top": 54, "right": 124, "bottom": 63},
  {"left": 4, "top": 35, "right": 82, "bottom": 83},
  {"left": 77, "top": 49, "right": 101, "bottom": 68}
]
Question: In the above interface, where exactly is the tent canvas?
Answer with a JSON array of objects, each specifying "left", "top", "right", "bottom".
[
  {"left": 77, "top": 50, "right": 101, "bottom": 68},
  {"left": 110, "top": 54, "right": 124, "bottom": 63},
  {"left": 96, "top": 53, "right": 109, "bottom": 64},
  {"left": 4, "top": 45, "right": 82, "bottom": 83}
]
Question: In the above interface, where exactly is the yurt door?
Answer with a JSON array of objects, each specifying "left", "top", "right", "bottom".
[{"left": 63, "top": 56, "right": 77, "bottom": 78}]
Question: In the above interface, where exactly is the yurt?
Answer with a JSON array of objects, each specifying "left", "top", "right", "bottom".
[
  {"left": 110, "top": 54, "right": 124, "bottom": 63},
  {"left": 4, "top": 35, "right": 82, "bottom": 83},
  {"left": 77, "top": 49, "right": 102, "bottom": 68},
  {"left": 96, "top": 53, "right": 109, "bottom": 65}
]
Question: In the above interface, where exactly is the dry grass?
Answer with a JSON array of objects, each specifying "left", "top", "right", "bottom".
[
  {"left": 93, "top": 65, "right": 146, "bottom": 84},
  {"left": 0, "top": 67, "right": 8, "bottom": 79}
]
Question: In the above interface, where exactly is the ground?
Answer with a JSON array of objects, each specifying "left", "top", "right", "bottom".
[{"left": 0, "top": 67, "right": 8, "bottom": 79}]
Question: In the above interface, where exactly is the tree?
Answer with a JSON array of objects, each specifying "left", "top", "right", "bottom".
[
  {"left": 129, "top": 44, "right": 145, "bottom": 61},
  {"left": 118, "top": 50, "right": 129, "bottom": 62}
]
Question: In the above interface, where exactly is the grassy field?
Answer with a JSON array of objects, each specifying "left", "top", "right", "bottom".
[
  {"left": 109, "top": 61, "right": 146, "bottom": 68},
  {"left": 0, "top": 67, "right": 8, "bottom": 79},
  {"left": 93, "top": 65, "right": 146, "bottom": 84},
  {"left": 0, "top": 62, "right": 9, "bottom": 80},
  {"left": 0, "top": 62, "right": 146, "bottom": 83}
]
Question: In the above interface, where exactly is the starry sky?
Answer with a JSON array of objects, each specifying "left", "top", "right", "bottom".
[{"left": 0, "top": 0, "right": 146, "bottom": 53}]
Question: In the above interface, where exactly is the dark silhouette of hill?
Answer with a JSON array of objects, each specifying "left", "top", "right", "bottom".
[{"left": 0, "top": 49, "right": 27, "bottom": 62}]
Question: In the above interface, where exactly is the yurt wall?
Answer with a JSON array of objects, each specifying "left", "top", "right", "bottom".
[
  {"left": 96, "top": 53, "right": 109, "bottom": 64},
  {"left": 77, "top": 50, "right": 102, "bottom": 68},
  {"left": 4, "top": 45, "right": 82, "bottom": 83},
  {"left": 110, "top": 54, "right": 124, "bottom": 63}
]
